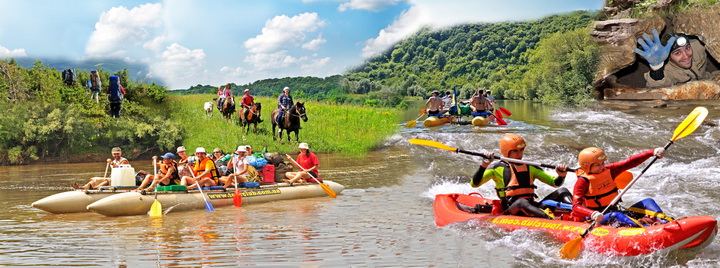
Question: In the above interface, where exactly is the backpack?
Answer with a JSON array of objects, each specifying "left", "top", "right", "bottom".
[
  {"left": 108, "top": 75, "right": 123, "bottom": 103},
  {"left": 62, "top": 69, "right": 75, "bottom": 86},
  {"left": 89, "top": 70, "right": 101, "bottom": 92}
]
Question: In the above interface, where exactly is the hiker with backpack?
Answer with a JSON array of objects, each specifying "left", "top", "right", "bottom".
[
  {"left": 87, "top": 70, "right": 102, "bottom": 103},
  {"left": 62, "top": 69, "right": 75, "bottom": 87},
  {"left": 106, "top": 75, "right": 126, "bottom": 118}
]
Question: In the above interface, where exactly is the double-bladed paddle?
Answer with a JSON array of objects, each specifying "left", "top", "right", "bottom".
[
  {"left": 408, "top": 138, "right": 575, "bottom": 171},
  {"left": 559, "top": 106, "right": 708, "bottom": 259}
]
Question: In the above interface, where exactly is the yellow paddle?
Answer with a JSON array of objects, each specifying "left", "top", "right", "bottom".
[
  {"left": 286, "top": 154, "right": 336, "bottom": 198},
  {"left": 408, "top": 138, "right": 576, "bottom": 172},
  {"left": 404, "top": 109, "right": 427, "bottom": 127},
  {"left": 559, "top": 106, "right": 708, "bottom": 259},
  {"left": 149, "top": 158, "right": 162, "bottom": 217}
]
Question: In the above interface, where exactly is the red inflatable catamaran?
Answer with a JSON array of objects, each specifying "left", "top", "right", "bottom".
[{"left": 434, "top": 193, "right": 717, "bottom": 256}]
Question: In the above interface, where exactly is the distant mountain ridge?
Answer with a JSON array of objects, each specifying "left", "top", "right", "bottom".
[{"left": 12, "top": 57, "right": 163, "bottom": 85}]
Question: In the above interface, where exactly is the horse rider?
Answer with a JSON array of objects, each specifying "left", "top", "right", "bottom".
[
  {"left": 277, "top": 86, "right": 294, "bottom": 127},
  {"left": 241, "top": 88, "right": 260, "bottom": 123},
  {"left": 217, "top": 84, "right": 233, "bottom": 110}
]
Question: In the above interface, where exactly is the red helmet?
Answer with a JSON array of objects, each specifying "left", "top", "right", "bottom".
[
  {"left": 499, "top": 134, "right": 526, "bottom": 157},
  {"left": 578, "top": 147, "right": 606, "bottom": 171}
]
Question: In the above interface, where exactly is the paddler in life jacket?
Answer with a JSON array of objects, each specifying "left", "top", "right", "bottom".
[
  {"left": 180, "top": 147, "right": 220, "bottom": 189},
  {"left": 136, "top": 152, "right": 181, "bottom": 191},
  {"left": 572, "top": 147, "right": 667, "bottom": 227},
  {"left": 472, "top": 134, "right": 571, "bottom": 218}
]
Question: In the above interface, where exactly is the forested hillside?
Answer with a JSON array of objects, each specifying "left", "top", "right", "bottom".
[
  {"left": 343, "top": 11, "right": 600, "bottom": 105},
  {"left": 0, "top": 59, "right": 179, "bottom": 165},
  {"left": 177, "top": 75, "right": 344, "bottom": 101}
]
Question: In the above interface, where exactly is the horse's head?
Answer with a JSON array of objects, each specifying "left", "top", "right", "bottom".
[
  {"left": 295, "top": 102, "right": 308, "bottom": 122},
  {"left": 255, "top": 102, "right": 262, "bottom": 111}
]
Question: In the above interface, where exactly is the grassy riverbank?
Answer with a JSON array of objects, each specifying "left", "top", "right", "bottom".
[{"left": 165, "top": 95, "right": 400, "bottom": 156}]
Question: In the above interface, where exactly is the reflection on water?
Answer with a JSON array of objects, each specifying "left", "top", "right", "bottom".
[{"left": 1, "top": 100, "right": 719, "bottom": 266}]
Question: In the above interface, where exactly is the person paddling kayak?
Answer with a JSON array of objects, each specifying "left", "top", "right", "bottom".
[
  {"left": 472, "top": 134, "right": 571, "bottom": 218},
  {"left": 571, "top": 147, "right": 668, "bottom": 227}
]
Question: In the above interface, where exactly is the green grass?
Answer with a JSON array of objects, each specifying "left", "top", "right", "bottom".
[{"left": 165, "top": 95, "right": 400, "bottom": 156}]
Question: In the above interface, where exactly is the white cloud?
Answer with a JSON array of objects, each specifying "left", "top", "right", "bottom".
[
  {"left": 338, "top": 0, "right": 405, "bottom": 11},
  {"left": 361, "top": 5, "right": 428, "bottom": 58},
  {"left": 302, "top": 34, "right": 327, "bottom": 51},
  {"left": 86, "top": 3, "right": 163, "bottom": 57},
  {"left": 244, "top": 12, "right": 326, "bottom": 54},
  {"left": 143, "top": 36, "right": 167, "bottom": 51},
  {"left": 0, "top": 45, "right": 27, "bottom": 58},
  {"left": 220, "top": 66, "right": 250, "bottom": 78},
  {"left": 244, "top": 50, "right": 306, "bottom": 71},
  {"left": 150, "top": 43, "right": 206, "bottom": 89},
  {"left": 301, "top": 57, "right": 331, "bottom": 69}
]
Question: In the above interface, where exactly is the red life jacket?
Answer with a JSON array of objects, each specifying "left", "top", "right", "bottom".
[{"left": 577, "top": 168, "right": 619, "bottom": 210}]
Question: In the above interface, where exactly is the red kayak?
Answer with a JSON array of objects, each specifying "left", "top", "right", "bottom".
[{"left": 434, "top": 193, "right": 717, "bottom": 256}]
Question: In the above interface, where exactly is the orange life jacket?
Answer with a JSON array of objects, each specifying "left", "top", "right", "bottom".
[
  {"left": 194, "top": 156, "right": 219, "bottom": 182},
  {"left": 577, "top": 168, "right": 619, "bottom": 210},
  {"left": 498, "top": 163, "right": 537, "bottom": 200},
  {"left": 160, "top": 161, "right": 180, "bottom": 182}
]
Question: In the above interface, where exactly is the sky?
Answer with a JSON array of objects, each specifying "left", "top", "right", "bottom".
[{"left": 0, "top": 0, "right": 604, "bottom": 90}]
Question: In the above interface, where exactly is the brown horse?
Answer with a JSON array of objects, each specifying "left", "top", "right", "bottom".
[
  {"left": 271, "top": 102, "right": 307, "bottom": 142},
  {"left": 239, "top": 102, "right": 262, "bottom": 133},
  {"left": 219, "top": 95, "right": 235, "bottom": 120}
]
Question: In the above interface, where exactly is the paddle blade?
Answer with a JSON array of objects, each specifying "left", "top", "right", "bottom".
[
  {"left": 404, "top": 120, "right": 417, "bottom": 127},
  {"left": 671, "top": 107, "right": 708, "bottom": 141},
  {"left": 205, "top": 201, "right": 215, "bottom": 212},
  {"left": 408, "top": 139, "right": 458, "bottom": 152},
  {"left": 499, "top": 107, "right": 512, "bottom": 116},
  {"left": 149, "top": 199, "right": 162, "bottom": 217},
  {"left": 419, "top": 108, "right": 426, "bottom": 114},
  {"left": 320, "top": 182, "right": 337, "bottom": 198},
  {"left": 559, "top": 236, "right": 584, "bottom": 259},
  {"left": 234, "top": 189, "right": 242, "bottom": 207},
  {"left": 495, "top": 111, "right": 507, "bottom": 125},
  {"left": 615, "top": 170, "right": 633, "bottom": 190}
]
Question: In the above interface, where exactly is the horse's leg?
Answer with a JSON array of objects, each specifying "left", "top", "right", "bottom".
[{"left": 294, "top": 130, "right": 300, "bottom": 142}]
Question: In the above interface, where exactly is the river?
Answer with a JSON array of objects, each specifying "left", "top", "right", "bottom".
[{"left": 1, "top": 100, "right": 719, "bottom": 267}]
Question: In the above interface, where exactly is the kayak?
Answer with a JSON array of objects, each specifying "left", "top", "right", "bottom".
[
  {"left": 86, "top": 181, "right": 345, "bottom": 216},
  {"left": 31, "top": 186, "right": 135, "bottom": 214},
  {"left": 434, "top": 193, "right": 717, "bottom": 256}
]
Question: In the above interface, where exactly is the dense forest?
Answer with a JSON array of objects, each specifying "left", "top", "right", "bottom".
[
  {"left": 176, "top": 11, "right": 600, "bottom": 107},
  {"left": 343, "top": 10, "right": 600, "bottom": 106}
]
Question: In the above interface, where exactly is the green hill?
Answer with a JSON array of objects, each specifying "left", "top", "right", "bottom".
[{"left": 344, "top": 10, "right": 600, "bottom": 105}]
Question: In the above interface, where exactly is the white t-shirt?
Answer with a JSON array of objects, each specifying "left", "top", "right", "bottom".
[{"left": 232, "top": 155, "right": 249, "bottom": 176}]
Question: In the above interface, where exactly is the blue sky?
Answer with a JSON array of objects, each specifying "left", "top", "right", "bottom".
[{"left": 0, "top": 0, "right": 604, "bottom": 89}]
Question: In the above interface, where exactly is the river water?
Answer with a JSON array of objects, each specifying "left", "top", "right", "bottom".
[{"left": 1, "top": 100, "right": 719, "bottom": 267}]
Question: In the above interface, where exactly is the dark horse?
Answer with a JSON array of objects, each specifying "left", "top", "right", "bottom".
[
  {"left": 271, "top": 102, "right": 308, "bottom": 142},
  {"left": 239, "top": 102, "right": 262, "bottom": 133},
  {"left": 219, "top": 96, "right": 235, "bottom": 120}
]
